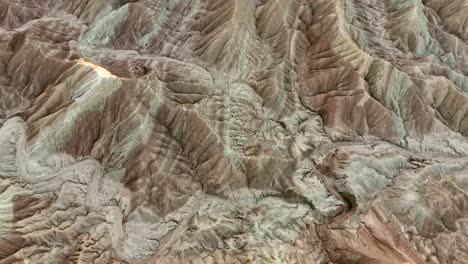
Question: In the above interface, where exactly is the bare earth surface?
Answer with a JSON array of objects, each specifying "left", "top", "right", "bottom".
[{"left": 1, "top": 0, "right": 468, "bottom": 263}]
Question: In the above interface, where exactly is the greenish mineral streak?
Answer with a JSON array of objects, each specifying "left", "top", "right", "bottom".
[
  {"left": 79, "top": 4, "right": 130, "bottom": 50},
  {"left": 269, "top": 64, "right": 290, "bottom": 115},
  {"left": 137, "top": 0, "right": 182, "bottom": 49},
  {"left": 0, "top": 185, "right": 17, "bottom": 236},
  {"left": 386, "top": 67, "right": 410, "bottom": 139},
  {"left": 449, "top": 70, "right": 468, "bottom": 93},
  {"left": 343, "top": 0, "right": 370, "bottom": 50}
]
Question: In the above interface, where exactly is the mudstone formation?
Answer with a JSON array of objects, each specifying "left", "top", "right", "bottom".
[{"left": 1, "top": 0, "right": 468, "bottom": 263}]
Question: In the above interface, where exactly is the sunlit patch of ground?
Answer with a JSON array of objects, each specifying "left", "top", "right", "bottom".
[{"left": 79, "top": 61, "right": 127, "bottom": 79}]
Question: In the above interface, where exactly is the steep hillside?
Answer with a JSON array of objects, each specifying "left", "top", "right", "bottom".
[{"left": 1, "top": 0, "right": 468, "bottom": 263}]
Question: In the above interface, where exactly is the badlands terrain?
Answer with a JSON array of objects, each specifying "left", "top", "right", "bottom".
[{"left": 1, "top": 0, "right": 468, "bottom": 263}]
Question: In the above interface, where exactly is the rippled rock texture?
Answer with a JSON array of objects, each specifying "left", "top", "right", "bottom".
[{"left": 1, "top": 0, "right": 468, "bottom": 263}]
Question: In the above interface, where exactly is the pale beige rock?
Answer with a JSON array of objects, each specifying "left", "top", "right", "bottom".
[{"left": 1, "top": 0, "right": 468, "bottom": 263}]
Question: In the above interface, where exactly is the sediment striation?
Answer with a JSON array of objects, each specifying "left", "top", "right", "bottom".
[{"left": 1, "top": 0, "right": 468, "bottom": 263}]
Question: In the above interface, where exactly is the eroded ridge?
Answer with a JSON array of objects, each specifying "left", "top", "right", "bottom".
[{"left": 1, "top": 0, "right": 468, "bottom": 263}]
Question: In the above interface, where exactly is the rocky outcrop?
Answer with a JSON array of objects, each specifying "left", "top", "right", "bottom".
[{"left": 1, "top": 0, "right": 468, "bottom": 263}]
